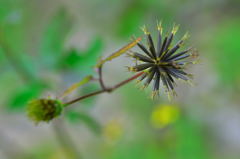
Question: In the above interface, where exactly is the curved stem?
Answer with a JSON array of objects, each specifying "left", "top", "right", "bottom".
[
  {"left": 64, "top": 71, "right": 144, "bottom": 107},
  {"left": 98, "top": 66, "right": 107, "bottom": 90}
]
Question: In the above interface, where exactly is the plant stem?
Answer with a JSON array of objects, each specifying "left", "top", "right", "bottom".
[
  {"left": 97, "top": 66, "right": 107, "bottom": 90},
  {"left": 64, "top": 89, "right": 105, "bottom": 106},
  {"left": 64, "top": 71, "right": 144, "bottom": 107}
]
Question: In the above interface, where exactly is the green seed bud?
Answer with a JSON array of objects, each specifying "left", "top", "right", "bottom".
[{"left": 27, "top": 99, "right": 63, "bottom": 124}]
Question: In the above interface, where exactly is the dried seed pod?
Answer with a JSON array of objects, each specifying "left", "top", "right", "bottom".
[{"left": 128, "top": 22, "right": 198, "bottom": 98}]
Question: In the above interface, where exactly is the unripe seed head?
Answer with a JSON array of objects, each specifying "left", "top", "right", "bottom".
[{"left": 27, "top": 99, "right": 63, "bottom": 124}]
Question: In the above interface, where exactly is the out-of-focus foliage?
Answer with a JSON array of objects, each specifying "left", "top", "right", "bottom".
[
  {"left": 0, "top": 0, "right": 240, "bottom": 159},
  {"left": 209, "top": 19, "right": 240, "bottom": 87},
  {"left": 66, "top": 111, "right": 102, "bottom": 135},
  {"left": 9, "top": 81, "right": 47, "bottom": 110},
  {"left": 41, "top": 9, "right": 73, "bottom": 68},
  {"left": 59, "top": 37, "right": 103, "bottom": 74},
  {"left": 103, "top": 119, "right": 123, "bottom": 142},
  {"left": 151, "top": 104, "right": 180, "bottom": 128}
]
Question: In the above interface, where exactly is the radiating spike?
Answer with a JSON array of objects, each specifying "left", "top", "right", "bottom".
[
  {"left": 161, "top": 33, "right": 174, "bottom": 59},
  {"left": 137, "top": 67, "right": 154, "bottom": 83},
  {"left": 144, "top": 69, "right": 156, "bottom": 87},
  {"left": 151, "top": 65, "right": 160, "bottom": 100},
  {"left": 166, "top": 89, "right": 177, "bottom": 100},
  {"left": 166, "top": 48, "right": 192, "bottom": 61},
  {"left": 147, "top": 34, "right": 157, "bottom": 58},
  {"left": 190, "top": 49, "right": 199, "bottom": 58},
  {"left": 167, "top": 92, "right": 172, "bottom": 101},
  {"left": 158, "top": 36, "right": 167, "bottom": 58},
  {"left": 128, "top": 63, "right": 153, "bottom": 72},
  {"left": 141, "top": 25, "right": 150, "bottom": 35},
  {"left": 167, "top": 68, "right": 188, "bottom": 81},
  {"left": 129, "top": 51, "right": 154, "bottom": 63},
  {"left": 151, "top": 90, "right": 159, "bottom": 99},
  {"left": 173, "top": 54, "right": 190, "bottom": 61},
  {"left": 172, "top": 68, "right": 187, "bottom": 75},
  {"left": 165, "top": 23, "right": 179, "bottom": 52},
  {"left": 171, "top": 62, "right": 183, "bottom": 69},
  {"left": 153, "top": 71, "right": 160, "bottom": 92},
  {"left": 165, "top": 40, "right": 184, "bottom": 57},
  {"left": 172, "top": 24, "right": 179, "bottom": 35},
  {"left": 159, "top": 70, "right": 169, "bottom": 91},
  {"left": 165, "top": 71, "right": 174, "bottom": 83},
  {"left": 156, "top": 21, "right": 163, "bottom": 57},
  {"left": 165, "top": 75, "right": 174, "bottom": 90},
  {"left": 137, "top": 42, "right": 153, "bottom": 58},
  {"left": 142, "top": 25, "right": 157, "bottom": 58},
  {"left": 157, "top": 30, "right": 162, "bottom": 57},
  {"left": 137, "top": 71, "right": 148, "bottom": 83},
  {"left": 157, "top": 21, "right": 163, "bottom": 34},
  {"left": 164, "top": 34, "right": 173, "bottom": 51},
  {"left": 172, "top": 61, "right": 193, "bottom": 68},
  {"left": 182, "top": 32, "right": 190, "bottom": 41}
]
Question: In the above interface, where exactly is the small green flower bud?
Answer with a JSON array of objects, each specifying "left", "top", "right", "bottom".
[{"left": 27, "top": 99, "right": 63, "bottom": 123}]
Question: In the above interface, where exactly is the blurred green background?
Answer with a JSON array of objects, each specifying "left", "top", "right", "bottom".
[{"left": 0, "top": 0, "right": 240, "bottom": 159}]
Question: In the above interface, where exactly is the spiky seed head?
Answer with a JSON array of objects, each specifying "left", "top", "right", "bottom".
[
  {"left": 141, "top": 25, "right": 150, "bottom": 35},
  {"left": 27, "top": 99, "right": 63, "bottom": 124},
  {"left": 172, "top": 24, "right": 179, "bottom": 35},
  {"left": 128, "top": 22, "right": 199, "bottom": 99},
  {"left": 157, "top": 21, "right": 163, "bottom": 33}
]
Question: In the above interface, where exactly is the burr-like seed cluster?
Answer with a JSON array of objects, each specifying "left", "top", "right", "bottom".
[{"left": 128, "top": 22, "right": 198, "bottom": 99}]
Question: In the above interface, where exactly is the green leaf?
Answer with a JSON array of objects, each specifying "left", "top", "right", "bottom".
[
  {"left": 41, "top": 8, "right": 73, "bottom": 68},
  {"left": 8, "top": 81, "right": 47, "bottom": 111},
  {"left": 66, "top": 111, "right": 102, "bottom": 135},
  {"left": 59, "top": 37, "right": 103, "bottom": 75},
  {"left": 58, "top": 49, "right": 80, "bottom": 68}
]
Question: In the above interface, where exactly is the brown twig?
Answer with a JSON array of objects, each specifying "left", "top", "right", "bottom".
[
  {"left": 64, "top": 71, "right": 144, "bottom": 107},
  {"left": 97, "top": 66, "right": 107, "bottom": 90}
]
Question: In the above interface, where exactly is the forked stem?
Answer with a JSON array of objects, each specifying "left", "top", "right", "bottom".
[{"left": 64, "top": 72, "right": 144, "bottom": 107}]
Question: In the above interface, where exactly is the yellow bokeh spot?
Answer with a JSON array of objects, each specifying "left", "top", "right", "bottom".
[
  {"left": 103, "top": 120, "right": 123, "bottom": 142},
  {"left": 151, "top": 104, "right": 180, "bottom": 128}
]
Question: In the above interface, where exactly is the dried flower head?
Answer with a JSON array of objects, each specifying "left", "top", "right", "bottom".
[
  {"left": 128, "top": 22, "right": 198, "bottom": 99},
  {"left": 27, "top": 98, "right": 63, "bottom": 123}
]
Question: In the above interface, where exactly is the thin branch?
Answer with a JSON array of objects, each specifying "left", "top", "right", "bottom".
[
  {"left": 64, "top": 72, "right": 144, "bottom": 107},
  {"left": 112, "top": 71, "right": 144, "bottom": 90},
  {"left": 64, "top": 89, "right": 105, "bottom": 106},
  {"left": 97, "top": 66, "right": 107, "bottom": 90}
]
